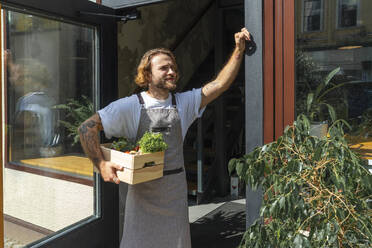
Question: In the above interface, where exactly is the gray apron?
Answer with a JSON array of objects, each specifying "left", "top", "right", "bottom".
[{"left": 120, "top": 93, "right": 191, "bottom": 248}]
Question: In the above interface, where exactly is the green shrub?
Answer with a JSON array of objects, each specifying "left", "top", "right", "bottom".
[{"left": 229, "top": 115, "right": 372, "bottom": 247}]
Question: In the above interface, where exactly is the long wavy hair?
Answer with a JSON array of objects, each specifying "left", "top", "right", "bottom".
[{"left": 134, "top": 48, "right": 179, "bottom": 89}]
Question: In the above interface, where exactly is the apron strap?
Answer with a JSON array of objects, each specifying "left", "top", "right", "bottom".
[
  {"left": 163, "top": 167, "right": 183, "bottom": 176},
  {"left": 137, "top": 93, "right": 145, "bottom": 105},
  {"left": 171, "top": 93, "right": 176, "bottom": 107}
]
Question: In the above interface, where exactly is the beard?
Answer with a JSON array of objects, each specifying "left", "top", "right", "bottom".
[{"left": 153, "top": 78, "right": 177, "bottom": 91}]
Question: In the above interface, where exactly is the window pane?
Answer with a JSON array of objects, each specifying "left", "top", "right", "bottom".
[
  {"left": 296, "top": 1, "right": 372, "bottom": 141},
  {"left": 3, "top": 9, "right": 97, "bottom": 246},
  {"left": 303, "top": 0, "right": 322, "bottom": 31},
  {"left": 339, "top": 0, "right": 359, "bottom": 27}
]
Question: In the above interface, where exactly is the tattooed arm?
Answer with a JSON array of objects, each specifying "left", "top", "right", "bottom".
[
  {"left": 200, "top": 28, "right": 251, "bottom": 109},
  {"left": 78, "top": 113, "right": 122, "bottom": 184}
]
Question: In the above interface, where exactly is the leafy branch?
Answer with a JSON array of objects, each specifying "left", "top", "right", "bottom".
[{"left": 229, "top": 115, "right": 372, "bottom": 247}]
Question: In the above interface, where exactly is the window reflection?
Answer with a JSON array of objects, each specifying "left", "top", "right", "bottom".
[
  {"left": 296, "top": 0, "right": 372, "bottom": 139},
  {"left": 7, "top": 55, "right": 61, "bottom": 159},
  {"left": 303, "top": 0, "right": 323, "bottom": 32},
  {"left": 338, "top": 0, "right": 359, "bottom": 28},
  {"left": 5, "top": 11, "right": 96, "bottom": 163},
  {"left": 3, "top": 10, "right": 97, "bottom": 246}
]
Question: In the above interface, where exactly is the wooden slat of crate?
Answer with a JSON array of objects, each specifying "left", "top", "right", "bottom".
[
  {"left": 20, "top": 156, "right": 93, "bottom": 177},
  {"left": 117, "top": 164, "right": 164, "bottom": 184},
  {"left": 100, "top": 144, "right": 164, "bottom": 169}
]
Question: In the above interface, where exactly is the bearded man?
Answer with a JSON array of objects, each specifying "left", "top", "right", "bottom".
[{"left": 79, "top": 27, "right": 250, "bottom": 248}]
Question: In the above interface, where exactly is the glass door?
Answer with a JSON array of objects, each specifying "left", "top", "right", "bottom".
[{"left": 1, "top": 1, "right": 118, "bottom": 247}]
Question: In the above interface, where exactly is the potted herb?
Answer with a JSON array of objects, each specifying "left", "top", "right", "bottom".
[
  {"left": 304, "top": 68, "right": 341, "bottom": 121},
  {"left": 229, "top": 115, "right": 372, "bottom": 247},
  {"left": 137, "top": 131, "right": 168, "bottom": 153},
  {"left": 296, "top": 50, "right": 349, "bottom": 137},
  {"left": 109, "top": 131, "right": 168, "bottom": 154},
  {"left": 110, "top": 137, "right": 137, "bottom": 154},
  {"left": 302, "top": 67, "right": 350, "bottom": 137}
]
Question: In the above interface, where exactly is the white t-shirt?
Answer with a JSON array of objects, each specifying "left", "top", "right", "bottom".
[{"left": 98, "top": 88, "right": 205, "bottom": 141}]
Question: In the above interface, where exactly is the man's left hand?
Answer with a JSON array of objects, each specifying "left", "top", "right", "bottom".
[{"left": 235, "top": 27, "right": 251, "bottom": 52}]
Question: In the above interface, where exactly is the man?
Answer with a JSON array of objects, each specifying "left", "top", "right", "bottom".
[{"left": 79, "top": 27, "right": 250, "bottom": 248}]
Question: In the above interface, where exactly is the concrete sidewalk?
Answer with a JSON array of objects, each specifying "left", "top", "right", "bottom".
[
  {"left": 189, "top": 197, "right": 246, "bottom": 223},
  {"left": 189, "top": 197, "right": 246, "bottom": 248}
]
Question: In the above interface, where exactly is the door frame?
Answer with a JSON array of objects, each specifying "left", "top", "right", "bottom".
[
  {"left": 263, "top": 0, "right": 295, "bottom": 143},
  {"left": 244, "top": 0, "right": 295, "bottom": 226},
  {"left": 0, "top": 0, "right": 119, "bottom": 247}
]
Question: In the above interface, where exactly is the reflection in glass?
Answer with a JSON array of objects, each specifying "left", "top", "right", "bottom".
[
  {"left": 303, "top": 0, "right": 323, "bottom": 32},
  {"left": 338, "top": 0, "right": 359, "bottom": 28},
  {"left": 3, "top": 9, "right": 97, "bottom": 246},
  {"left": 296, "top": 0, "right": 372, "bottom": 140}
]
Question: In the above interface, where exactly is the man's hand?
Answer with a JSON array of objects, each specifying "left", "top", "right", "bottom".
[
  {"left": 235, "top": 27, "right": 251, "bottom": 52},
  {"left": 98, "top": 160, "right": 123, "bottom": 185}
]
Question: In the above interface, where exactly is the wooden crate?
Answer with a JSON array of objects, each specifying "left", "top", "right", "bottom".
[
  {"left": 100, "top": 144, "right": 164, "bottom": 184},
  {"left": 116, "top": 163, "right": 164, "bottom": 185}
]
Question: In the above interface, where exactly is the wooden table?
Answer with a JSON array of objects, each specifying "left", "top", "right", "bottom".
[
  {"left": 348, "top": 138, "right": 372, "bottom": 170},
  {"left": 20, "top": 155, "right": 94, "bottom": 177}
]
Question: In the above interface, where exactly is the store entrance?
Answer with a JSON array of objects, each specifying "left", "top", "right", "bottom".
[{"left": 182, "top": 5, "right": 245, "bottom": 204}]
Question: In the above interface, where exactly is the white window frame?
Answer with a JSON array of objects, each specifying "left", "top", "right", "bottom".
[
  {"left": 302, "top": 0, "right": 324, "bottom": 33},
  {"left": 337, "top": 0, "right": 361, "bottom": 29}
]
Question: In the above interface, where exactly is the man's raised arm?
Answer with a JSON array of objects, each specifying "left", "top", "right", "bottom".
[
  {"left": 200, "top": 27, "right": 251, "bottom": 109},
  {"left": 78, "top": 113, "right": 122, "bottom": 184}
]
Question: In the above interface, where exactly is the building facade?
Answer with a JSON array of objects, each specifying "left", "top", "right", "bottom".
[{"left": 1, "top": 0, "right": 370, "bottom": 247}]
